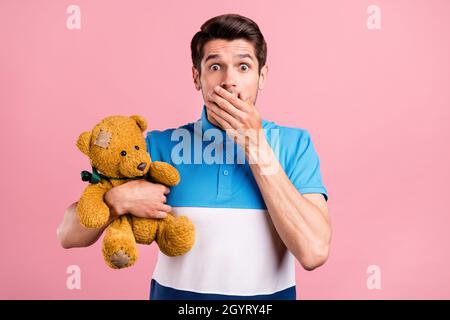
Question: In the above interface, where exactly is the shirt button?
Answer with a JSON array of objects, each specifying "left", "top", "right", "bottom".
[{"left": 223, "top": 170, "right": 229, "bottom": 176}]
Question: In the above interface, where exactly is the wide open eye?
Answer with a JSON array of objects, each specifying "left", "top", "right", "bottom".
[
  {"left": 240, "top": 64, "right": 249, "bottom": 72},
  {"left": 210, "top": 64, "right": 221, "bottom": 71},
  {"left": 120, "top": 150, "right": 127, "bottom": 156}
]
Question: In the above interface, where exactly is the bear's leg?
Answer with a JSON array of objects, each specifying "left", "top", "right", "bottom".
[
  {"left": 156, "top": 214, "right": 195, "bottom": 257},
  {"left": 77, "top": 182, "right": 111, "bottom": 228},
  {"left": 131, "top": 216, "right": 158, "bottom": 245},
  {"left": 102, "top": 215, "right": 138, "bottom": 269}
]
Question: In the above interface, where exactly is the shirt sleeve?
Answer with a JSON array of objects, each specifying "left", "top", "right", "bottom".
[
  {"left": 146, "top": 130, "right": 162, "bottom": 162},
  {"left": 287, "top": 130, "right": 329, "bottom": 201}
]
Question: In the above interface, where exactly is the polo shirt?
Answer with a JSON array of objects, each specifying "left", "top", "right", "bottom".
[{"left": 146, "top": 105, "right": 328, "bottom": 300}]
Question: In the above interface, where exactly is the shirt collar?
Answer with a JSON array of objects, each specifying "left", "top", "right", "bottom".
[{"left": 200, "top": 104, "right": 219, "bottom": 132}]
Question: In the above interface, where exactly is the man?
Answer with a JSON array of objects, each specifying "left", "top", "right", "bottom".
[{"left": 57, "top": 14, "right": 331, "bottom": 300}]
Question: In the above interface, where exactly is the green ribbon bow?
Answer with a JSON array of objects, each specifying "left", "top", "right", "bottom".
[{"left": 80, "top": 167, "right": 145, "bottom": 184}]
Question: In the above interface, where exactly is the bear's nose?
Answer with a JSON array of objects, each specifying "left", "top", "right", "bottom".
[{"left": 137, "top": 162, "right": 147, "bottom": 171}]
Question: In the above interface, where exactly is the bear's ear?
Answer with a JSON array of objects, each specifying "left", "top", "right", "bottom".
[
  {"left": 130, "top": 115, "right": 147, "bottom": 132},
  {"left": 76, "top": 131, "right": 92, "bottom": 155}
]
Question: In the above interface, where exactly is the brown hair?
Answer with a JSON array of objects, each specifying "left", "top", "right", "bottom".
[{"left": 190, "top": 14, "right": 267, "bottom": 73}]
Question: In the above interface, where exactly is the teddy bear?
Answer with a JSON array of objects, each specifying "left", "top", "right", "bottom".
[{"left": 76, "top": 115, "right": 195, "bottom": 269}]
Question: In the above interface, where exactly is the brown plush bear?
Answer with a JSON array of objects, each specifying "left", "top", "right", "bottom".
[{"left": 76, "top": 115, "right": 195, "bottom": 269}]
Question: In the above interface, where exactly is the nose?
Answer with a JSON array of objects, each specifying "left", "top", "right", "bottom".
[
  {"left": 137, "top": 162, "right": 147, "bottom": 171},
  {"left": 220, "top": 71, "right": 237, "bottom": 94},
  {"left": 221, "top": 85, "right": 238, "bottom": 96}
]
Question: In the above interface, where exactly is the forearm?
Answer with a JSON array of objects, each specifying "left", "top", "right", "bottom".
[
  {"left": 57, "top": 202, "right": 116, "bottom": 249},
  {"left": 248, "top": 141, "right": 331, "bottom": 270},
  {"left": 57, "top": 180, "right": 172, "bottom": 249}
]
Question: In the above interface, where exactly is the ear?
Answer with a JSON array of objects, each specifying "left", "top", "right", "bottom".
[
  {"left": 76, "top": 131, "right": 92, "bottom": 155},
  {"left": 130, "top": 115, "right": 147, "bottom": 132},
  {"left": 192, "top": 66, "right": 201, "bottom": 91},
  {"left": 258, "top": 64, "right": 268, "bottom": 90}
]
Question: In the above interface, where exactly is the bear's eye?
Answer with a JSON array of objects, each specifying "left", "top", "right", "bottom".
[
  {"left": 120, "top": 151, "right": 127, "bottom": 156},
  {"left": 135, "top": 145, "right": 139, "bottom": 150}
]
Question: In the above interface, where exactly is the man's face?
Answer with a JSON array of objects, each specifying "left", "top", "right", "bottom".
[{"left": 192, "top": 39, "right": 268, "bottom": 125}]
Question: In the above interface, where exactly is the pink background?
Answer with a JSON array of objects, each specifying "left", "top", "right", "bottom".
[{"left": 1, "top": 0, "right": 449, "bottom": 299}]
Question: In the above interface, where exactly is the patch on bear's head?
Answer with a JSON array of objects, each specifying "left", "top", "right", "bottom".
[{"left": 94, "top": 130, "right": 112, "bottom": 148}]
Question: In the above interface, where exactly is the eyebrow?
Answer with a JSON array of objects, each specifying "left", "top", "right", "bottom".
[
  {"left": 204, "top": 54, "right": 221, "bottom": 63},
  {"left": 236, "top": 53, "right": 254, "bottom": 61},
  {"left": 204, "top": 53, "right": 255, "bottom": 63}
]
